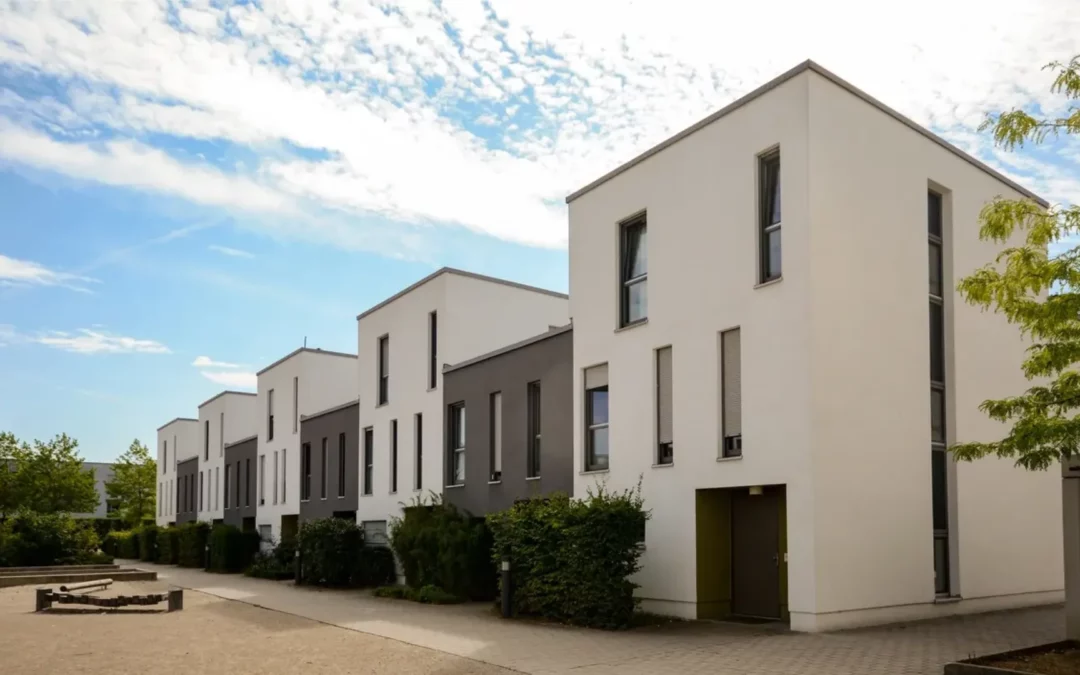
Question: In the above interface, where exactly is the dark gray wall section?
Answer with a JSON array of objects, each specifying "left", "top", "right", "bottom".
[
  {"left": 299, "top": 402, "right": 359, "bottom": 523},
  {"left": 442, "top": 328, "right": 573, "bottom": 516},
  {"left": 224, "top": 437, "right": 258, "bottom": 528},
  {"left": 175, "top": 457, "right": 199, "bottom": 525}
]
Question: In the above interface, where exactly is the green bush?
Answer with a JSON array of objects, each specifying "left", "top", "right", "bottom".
[
  {"left": 138, "top": 524, "right": 158, "bottom": 562},
  {"left": 246, "top": 538, "right": 296, "bottom": 580},
  {"left": 389, "top": 496, "right": 495, "bottom": 600},
  {"left": 357, "top": 545, "right": 397, "bottom": 587},
  {"left": 80, "top": 550, "right": 114, "bottom": 565},
  {"left": 487, "top": 486, "right": 648, "bottom": 630},
  {"left": 209, "top": 524, "right": 259, "bottom": 573},
  {"left": 298, "top": 518, "right": 363, "bottom": 586},
  {"left": 372, "top": 584, "right": 463, "bottom": 604},
  {"left": 0, "top": 511, "right": 101, "bottom": 567},
  {"left": 107, "top": 529, "right": 140, "bottom": 559},
  {"left": 156, "top": 527, "right": 180, "bottom": 564},
  {"left": 88, "top": 518, "right": 122, "bottom": 540},
  {"left": 177, "top": 522, "right": 211, "bottom": 568}
]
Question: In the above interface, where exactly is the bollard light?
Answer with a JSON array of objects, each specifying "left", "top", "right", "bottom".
[{"left": 500, "top": 558, "right": 512, "bottom": 618}]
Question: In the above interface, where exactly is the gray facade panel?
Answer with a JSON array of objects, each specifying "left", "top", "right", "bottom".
[
  {"left": 175, "top": 457, "right": 199, "bottom": 525},
  {"left": 71, "top": 462, "right": 115, "bottom": 519},
  {"left": 442, "top": 328, "right": 573, "bottom": 516},
  {"left": 224, "top": 437, "right": 258, "bottom": 528},
  {"left": 299, "top": 402, "right": 359, "bottom": 523}
]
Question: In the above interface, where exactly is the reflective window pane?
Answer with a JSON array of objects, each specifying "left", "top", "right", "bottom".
[
  {"left": 931, "top": 388, "right": 945, "bottom": 443},
  {"left": 766, "top": 229, "right": 782, "bottom": 279},
  {"left": 928, "top": 192, "right": 943, "bottom": 237},
  {"left": 930, "top": 302, "right": 945, "bottom": 382},
  {"left": 588, "top": 427, "right": 609, "bottom": 470},
  {"left": 623, "top": 222, "right": 647, "bottom": 279},
  {"left": 929, "top": 242, "right": 943, "bottom": 297},
  {"left": 626, "top": 279, "right": 647, "bottom": 323},
  {"left": 588, "top": 387, "right": 609, "bottom": 425},
  {"left": 934, "top": 536, "right": 950, "bottom": 594},
  {"left": 454, "top": 451, "right": 465, "bottom": 482},
  {"left": 932, "top": 450, "right": 948, "bottom": 530}
]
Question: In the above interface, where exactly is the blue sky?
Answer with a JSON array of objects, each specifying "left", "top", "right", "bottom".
[{"left": 0, "top": 0, "right": 1077, "bottom": 462}]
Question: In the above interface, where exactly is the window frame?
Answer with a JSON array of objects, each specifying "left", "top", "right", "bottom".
[
  {"left": 720, "top": 327, "right": 743, "bottom": 459},
  {"left": 390, "top": 419, "right": 398, "bottom": 494},
  {"left": 338, "top": 433, "right": 347, "bottom": 498},
  {"left": 415, "top": 413, "right": 423, "bottom": 491},
  {"left": 489, "top": 392, "right": 502, "bottom": 482},
  {"left": 301, "top": 442, "right": 311, "bottom": 501},
  {"left": 377, "top": 334, "right": 390, "bottom": 405},
  {"left": 204, "top": 420, "right": 210, "bottom": 461},
  {"left": 319, "top": 437, "right": 327, "bottom": 499},
  {"left": 224, "top": 463, "right": 231, "bottom": 510},
  {"left": 448, "top": 402, "right": 466, "bottom": 486},
  {"left": 759, "top": 150, "right": 782, "bottom": 283},
  {"left": 585, "top": 385, "right": 610, "bottom": 472},
  {"left": 245, "top": 457, "right": 251, "bottom": 507},
  {"left": 656, "top": 345, "right": 674, "bottom": 465},
  {"left": 619, "top": 213, "right": 648, "bottom": 327},
  {"left": 428, "top": 311, "right": 438, "bottom": 390},
  {"left": 267, "top": 389, "right": 275, "bottom": 441},
  {"left": 527, "top": 381, "right": 542, "bottom": 478},
  {"left": 362, "top": 427, "right": 374, "bottom": 496},
  {"left": 259, "top": 454, "right": 265, "bottom": 505}
]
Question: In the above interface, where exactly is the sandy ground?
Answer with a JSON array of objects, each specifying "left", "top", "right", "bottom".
[{"left": 0, "top": 581, "right": 512, "bottom": 675}]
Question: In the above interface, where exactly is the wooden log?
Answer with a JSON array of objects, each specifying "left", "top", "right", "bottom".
[
  {"left": 167, "top": 589, "right": 183, "bottom": 612},
  {"left": 59, "top": 578, "right": 112, "bottom": 593}
]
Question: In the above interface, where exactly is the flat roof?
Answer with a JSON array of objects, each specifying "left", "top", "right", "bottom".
[
  {"left": 156, "top": 417, "right": 198, "bottom": 432},
  {"left": 356, "top": 267, "right": 568, "bottom": 321},
  {"left": 300, "top": 398, "right": 359, "bottom": 423},
  {"left": 176, "top": 456, "right": 198, "bottom": 467},
  {"left": 198, "top": 390, "right": 256, "bottom": 409},
  {"left": 255, "top": 347, "right": 357, "bottom": 377},
  {"left": 224, "top": 434, "right": 258, "bottom": 449},
  {"left": 566, "top": 59, "right": 1046, "bottom": 206},
  {"left": 444, "top": 324, "right": 572, "bottom": 374}
]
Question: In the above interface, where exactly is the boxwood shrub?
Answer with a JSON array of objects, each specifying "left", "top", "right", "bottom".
[
  {"left": 208, "top": 524, "right": 260, "bottom": 573},
  {"left": 389, "top": 497, "right": 494, "bottom": 600},
  {"left": 293, "top": 518, "right": 396, "bottom": 587},
  {"left": 487, "top": 485, "right": 648, "bottom": 630},
  {"left": 138, "top": 525, "right": 158, "bottom": 562},
  {"left": 177, "top": 522, "right": 211, "bottom": 568},
  {"left": 156, "top": 527, "right": 180, "bottom": 564},
  {"left": 246, "top": 537, "right": 296, "bottom": 580},
  {"left": 114, "top": 529, "right": 140, "bottom": 560},
  {"left": 0, "top": 511, "right": 101, "bottom": 567}
]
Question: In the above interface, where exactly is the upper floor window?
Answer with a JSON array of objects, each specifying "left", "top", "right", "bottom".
[
  {"left": 656, "top": 346, "right": 673, "bottom": 465},
  {"left": 293, "top": 376, "right": 299, "bottom": 433},
  {"left": 377, "top": 335, "right": 390, "bottom": 405},
  {"left": 721, "top": 328, "right": 743, "bottom": 458},
  {"left": 527, "top": 382, "right": 542, "bottom": 478},
  {"left": 300, "top": 442, "right": 311, "bottom": 501},
  {"left": 584, "top": 364, "right": 609, "bottom": 471},
  {"left": 363, "top": 427, "right": 374, "bottom": 495},
  {"left": 429, "top": 311, "right": 438, "bottom": 390},
  {"left": 759, "top": 151, "right": 782, "bottom": 282},
  {"left": 448, "top": 402, "right": 466, "bottom": 486},
  {"left": 267, "top": 389, "right": 275, "bottom": 441},
  {"left": 204, "top": 420, "right": 209, "bottom": 460},
  {"left": 620, "top": 215, "right": 647, "bottom": 326}
]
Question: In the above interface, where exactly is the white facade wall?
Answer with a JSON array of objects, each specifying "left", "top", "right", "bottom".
[
  {"left": 155, "top": 418, "right": 199, "bottom": 526},
  {"left": 256, "top": 349, "right": 357, "bottom": 541},
  {"left": 196, "top": 392, "right": 257, "bottom": 522},
  {"left": 355, "top": 270, "right": 569, "bottom": 533},
  {"left": 568, "top": 65, "right": 1063, "bottom": 631}
]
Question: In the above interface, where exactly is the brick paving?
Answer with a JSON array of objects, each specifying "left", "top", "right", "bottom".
[{"left": 127, "top": 560, "right": 1064, "bottom": 675}]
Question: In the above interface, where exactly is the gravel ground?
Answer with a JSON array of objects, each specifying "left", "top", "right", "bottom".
[{"left": 0, "top": 581, "right": 512, "bottom": 675}]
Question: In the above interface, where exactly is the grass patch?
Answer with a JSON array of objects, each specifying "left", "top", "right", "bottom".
[
  {"left": 988, "top": 643, "right": 1080, "bottom": 675},
  {"left": 372, "top": 585, "right": 463, "bottom": 605}
]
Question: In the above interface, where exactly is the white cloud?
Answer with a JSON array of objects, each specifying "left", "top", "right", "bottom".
[
  {"left": 0, "top": 0, "right": 1076, "bottom": 255},
  {"left": 199, "top": 370, "right": 257, "bottom": 389},
  {"left": 0, "top": 253, "right": 99, "bottom": 293},
  {"left": 34, "top": 329, "right": 171, "bottom": 355},
  {"left": 208, "top": 245, "right": 255, "bottom": 259},
  {"left": 192, "top": 355, "right": 242, "bottom": 368}
]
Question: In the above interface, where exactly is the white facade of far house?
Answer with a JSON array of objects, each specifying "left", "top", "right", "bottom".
[
  {"left": 196, "top": 391, "right": 258, "bottom": 523},
  {"left": 255, "top": 347, "right": 358, "bottom": 543},
  {"left": 355, "top": 268, "right": 569, "bottom": 545},
  {"left": 567, "top": 60, "right": 1064, "bottom": 632},
  {"left": 155, "top": 417, "right": 199, "bottom": 527}
]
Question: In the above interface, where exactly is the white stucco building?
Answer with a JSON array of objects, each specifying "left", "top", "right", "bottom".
[
  {"left": 196, "top": 390, "right": 257, "bottom": 523},
  {"left": 567, "top": 60, "right": 1064, "bottom": 632},
  {"left": 155, "top": 417, "right": 199, "bottom": 526},
  {"left": 255, "top": 347, "right": 357, "bottom": 542},
  {"left": 354, "top": 268, "right": 569, "bottom": 540}
]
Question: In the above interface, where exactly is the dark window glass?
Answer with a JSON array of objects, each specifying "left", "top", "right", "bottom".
[
  {"left": 931, "top": 388, "right": 946, "bottom": 444},
  {"left": 760, "top": 152, "right": 782, "bottom": 282},
  {"left": 928, "top": 192, "right": 943, "bottom": 237},
  {"left": 363, "top": 428, "right": 374, "bottom": 495},
  {"left": 390, "top": 420, "right": 398, "bottom": 493},
  {"left": 429, "top": 312, "right": 438, "bottom": 390},
  {"left": 245, "top": 458, "right": 251, "bottom": 507},
  {"left": 301, "top": 443, "right": 311, "bottom": 500},
  {"left": 415, "top": 414, "right": 423, "bottom": 491},
  {"left": 586, "top": 386, "right": 610, "bottom": 471},
  {"left": 932, "top": 450, "right": 948, "bottom": 531},
  {"left": 527, "top": 382, "right": 541, "bottom": 478},
  {"left": 449, "top": 403, "right": 466, "bottom": 485},
  {"left": 930, "top": 302, "right": 945, "bottom": 382},
  {"left": 378, "top": 336, "right": 390, "bottom": 405},
  {"left": 320, "top": 437, "right": 327, "bottom": 499},
  {"left": 620, "top": 218, "right": 648, "bottom": 326},
  {"left": 338, "top": 433, "right": 346, "bottom": 498},
  {"left": 934, "top": 536, "right": 950, "bottom": 595},
  {"left": 929, "top": 242, "right": 943, "bottom": 297}
]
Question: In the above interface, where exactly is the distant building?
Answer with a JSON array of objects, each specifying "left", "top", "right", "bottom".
[{"left": 71, "top": 462, "right": 116, "bottom": 519}]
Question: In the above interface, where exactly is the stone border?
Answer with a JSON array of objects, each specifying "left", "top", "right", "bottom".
[{"left": 944, "top": 640, "right": 1078, "bottom": 674}]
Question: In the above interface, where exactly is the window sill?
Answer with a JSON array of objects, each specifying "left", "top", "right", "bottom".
[
  {"left": 426, "top": 387, "right": 438, "bottom": 393},
  {"left": 580, "top": 468, "right": 610, "bottom": 476},
  {"left": 488, "top": 480, "right": 502, "bottom": 485},
  {"left": 375, "top": 402, "right": 388, "bottom": 409},
  {"left": 934, "top": 595, "right": 962, "bottom": 604},
  {"left": 652, "top": 462, "right": 674, "bottom": 468},
  {"left": 526, "top": 476, "right": 541, "bottom": 481},
  {"left": 615, "top": 319, "right": 648, "bottom": 334},
  {"left": 444, "top": 484, "right": 465, "bottom": 489},
  {"left": 716, "top": 455, "right": 743, "bottom": 463},
  {"left": 389, "top": 491, "right": 397, "bottom": 495},
  {"left": 754, "top": 277, "right": 783, "bottom": 290}
]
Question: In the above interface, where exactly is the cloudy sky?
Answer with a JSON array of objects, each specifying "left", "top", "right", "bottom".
[{"left": 0, "top": 0, "right": 1077, "bottom": 461}]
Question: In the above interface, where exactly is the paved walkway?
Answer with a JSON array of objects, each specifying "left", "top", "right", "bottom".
[{"left": 126, "top": 560, "right": 1064, "bottom": 675}]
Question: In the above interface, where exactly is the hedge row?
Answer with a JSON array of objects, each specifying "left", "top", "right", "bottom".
[
  {"left": 157, "top": 527, "right": 180, "bottom": 564},
  {"left": 178, "top": 522, "right": 210, "bottom": 568},
  {"left": 487, "top": 486, "right": 647, "bottom": 629},
  {"left": 296, "top": 518, "right": 395, "bottom": 587},
  {"left": 209, "top": 524, "right": 260, "bottom": 573},
  {"left": 246, "top": 538, "right": 296, "bottom": 580},
  {"left": 0, "top": 511, "right": 103, "bottom": 567}
]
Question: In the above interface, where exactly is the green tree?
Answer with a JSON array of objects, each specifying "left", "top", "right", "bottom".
[
  {"left": 0, "top": 432, "right": 29, "bottom": 519},
  {"left": 106, "top": 439, "right": 157, "bottom": 527},
  {"left": 8, "top": 433, "right": 99, "bottom": 513},
  {"left": 952, "top": 56, "right": 1080, "bottom": 470}
]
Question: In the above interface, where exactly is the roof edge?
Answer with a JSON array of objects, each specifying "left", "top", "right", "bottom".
[
  {"left": 443, "top": 324, "right": 573, "bottom": 374},
  {"left": 356, "top": 267, "right": 568, "bottom": 321},
  {"left": 157, "top": 417, "right": 198, "bottom": 432},
  {"left": 565, "top": 59, "right": 1047, "bottom": 207},
  {"left": 300, "top": 397, "right": 360, "bottom": 423},
  {"left": 255, "top": 347, "right": 357, "bottom": 376},
  {"left": 197, "top": 389, "right": 256, "bottom": 409},
  {"left": 176, "top": 455, "right": 199, "bottom": 467},
  {"left": 224, "top": 434, "right": 258, "bottom": 449}
]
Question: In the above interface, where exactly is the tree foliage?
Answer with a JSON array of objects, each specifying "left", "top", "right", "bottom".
[
  {"left": 0, "top": 432, "right": 98, "bottom": 516},
  {"left": 106, "top": 439, "right": 156, "bottom": 526},
  {"left": 953, "top": 56, "right": 1080, "bottom": 470}
]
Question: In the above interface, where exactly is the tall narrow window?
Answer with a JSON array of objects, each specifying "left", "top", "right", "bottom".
[
  {"left": 320, "top": 438, "right": 327, "bottom": 499},
  {"left": 220, "top": 412, "right": 224, "bottom": 455},
  {"left": 224, "top": 464, "right": 231, "bottom": 509},
  {"left": 929, "top": 189, "right": 951, "bottom": 596},
  {"left": 620, "top": 216, "right": 648, "bottom": 326},
  {"left": 363, "top": 427, "right": 374, "bottom": 495},
  {"left": 259, "top": 454, "right": 265, "bottom": 505},
  {"left": 390, "top": 420, "right": 398, "bottom": 493},
  {"left": 449, "top": 403, "right": 466, "bottom": 485},
  {"left": 429, "top": 311, "right": 438, "bottom": 389},
  {"left": 415, "top": 414, "right": 423, "bottom": 490},
  {"left": 272, "top": 451, "right": 278, "bottom": 504},
  {"left": 293, "top": 376, "right": 299, "bottom": 433},
  {"left": 721, "top": 328, "right": 742, "bottom": 458},
  {"left": 235, "top": 461, "right": 241, "bottom": 510},
  {"left": 301, "top": 443, "right": 311, "bottom": 501},
  {"left": 490, "top": 392, "right": 503, "bottom": 482},
  {"left": 527, "top": 382, "right": 541, "bottom": 478},
  {"left": 281, "top": 448, "right": 287, "bottom": 503},
  {"left": 759, "top": 151, "right": 782, "bottom": 282},
  {"left": 214, "top": 467, "right": 219, "bottom": 511},
  {"left": 199, "top": 471, "right": 204, "bottom": 511},
  {"left": 338, "top": 433, "right": 346, "bottom": 498},
  {"left": 584, "top": 365, "right": 609, "bottom": 471},
  {"left": 377, "top": 335, "right": 390, "bottom": 405},
  {"left": 656, "top": 346, "right": 674, "bottom": 465},
  {"left": 162, "top": 440, "right": 167, "bottom": 474},
  {"left": 268, "top": 389, "right": 275, "bottom": 441},
  {"left": 245, "top": 458, "right": 251, "bottom": 507},
  {"left": 205, "top": 420, "right": 210, "bottom": 460}
]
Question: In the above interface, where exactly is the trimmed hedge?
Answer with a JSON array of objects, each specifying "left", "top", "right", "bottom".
[
  {"left": 177, "top": 522, "right": 210, "bottom": 568},
  {"left": 389, "top": 499, "right": 495, "bottom": 601},
  {"left": 373, "top": 584, "right": 462, "bottom": 604},
  {"left": 106, "top": 529, "right": 140, "bottom": 559},
  {"left": 208, "top": 524, "right": 260, "bottom": 573},
  {"left": 88, "top": 518, "right": 124, "bottom": 541},
  {"left": 138, "top": 525, "right": 158, "bottom": 562},
  {"left": 487, "top": 486, "right": 648, "bottom": 630},
  {"left": 246, "top": 538, "right": 296, "bottom": 580},
  {"left": 156, "top": 527, "right": 180, "bottom": 564},
  {"left": 296, "top": 518, "right": 396, "bottom": 587},
  {"left": 0, "top": 511, "right": 101, "bottom": 567}
]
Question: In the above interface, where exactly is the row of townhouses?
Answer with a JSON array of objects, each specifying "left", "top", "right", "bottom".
[{"left": 154, "top": 60, "right": 1064, "bottom": 632}]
